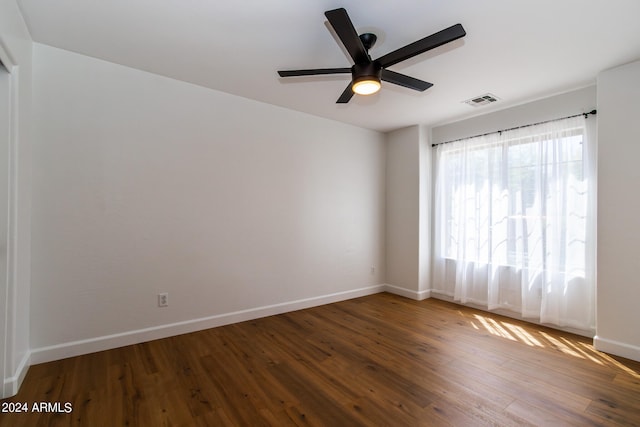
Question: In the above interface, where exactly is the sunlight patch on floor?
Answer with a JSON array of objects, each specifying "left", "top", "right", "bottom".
[
  {"left": 474, "top": 315, "right": 517, "bottom": 342},
  {"left": 503, "top": 323, "right": 543, "bottom": 347},
  {"left": 473, "top": 314, "right": 544, "bottom": 347},
  {"left": 539, "top": 331, "right": 584, "bottom": 359},
  {"left": 454, "top": 300, "right": 640, "bottom": 378}
]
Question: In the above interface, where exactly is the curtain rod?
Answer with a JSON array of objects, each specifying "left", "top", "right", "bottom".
[{"left": 431, "top": 109, "right": 597, "bottom": 147}]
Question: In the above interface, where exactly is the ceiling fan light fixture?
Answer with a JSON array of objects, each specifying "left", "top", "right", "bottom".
[
  {"left": 351, "top": 62, "right": 382, "bottom": 96},
  {"left": 352, "top": 77, "right": 381, "bottom": 95}
]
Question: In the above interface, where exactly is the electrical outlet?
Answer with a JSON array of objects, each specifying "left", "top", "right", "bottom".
[
  {"left": 158, "top": 292, "right": 168, "bottom": 307},
  {"left": 371, "top": 266, "right": 376, "bottom": 274}
]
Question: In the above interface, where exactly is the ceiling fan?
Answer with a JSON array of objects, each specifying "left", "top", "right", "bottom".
[{"left": 277, "top": 8, "right": 466, "bottom": 103}]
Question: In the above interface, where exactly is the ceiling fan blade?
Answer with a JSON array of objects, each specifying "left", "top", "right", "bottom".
[
  {"left": 377, "top": 23, "right": 466, "bottom": 68},
  {"left": 381, "top": 69, "right": 433, "bottom": 91},
  {"left": 336, "top": 83, "right": 354, "bottom": 103},
  {"left": 278, "top": 68, "right": 351, "bottom": 77},
  {"left": 325, "top": 8, "right": 370, "bottom": 64}
]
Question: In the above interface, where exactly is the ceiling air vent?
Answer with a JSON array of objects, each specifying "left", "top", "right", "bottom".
[{"left": 464, "top": 93, "right": 499, "bottom": 107}]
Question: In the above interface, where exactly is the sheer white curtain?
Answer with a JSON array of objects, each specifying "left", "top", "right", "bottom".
[{"left": 432, "top": 116, "right": 596, "bottom": 331}]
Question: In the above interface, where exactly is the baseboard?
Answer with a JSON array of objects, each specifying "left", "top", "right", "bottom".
[
  {"left": 594, "top": 335, "right": 640, "bottom": 362},
  {"left": 383, "top": 284, "right": 431, "bottom": 301},
  {"left": 2, "top": 351, "right": 31, "bottom": 398},
  {"left": 30, "top": 285, "right": 386, "bottom": 365}
]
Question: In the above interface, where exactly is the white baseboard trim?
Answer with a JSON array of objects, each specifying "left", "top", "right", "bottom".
[
  {"left": 2, "top": 351, "right": 31, "bottom": 398},
  {"left": 383, "top": 284, "right": 431, "bottom": 301},
  {"left": 594, "top": 335, "right": 640, "bottom": 362},
  {"left": 30, "top": 285, "right": 386, "bottom": 365}
]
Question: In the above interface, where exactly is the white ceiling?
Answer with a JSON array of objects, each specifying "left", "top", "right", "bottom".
[{"left": 17, "top": 0, "right": 640, "bottom": 132}]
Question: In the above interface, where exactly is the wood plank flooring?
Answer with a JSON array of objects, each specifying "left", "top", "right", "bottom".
[{"left": 2, "top": 293, "right": 639, "bottom": 426}]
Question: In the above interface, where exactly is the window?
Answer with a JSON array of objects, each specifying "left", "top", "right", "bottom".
[{"left": 432, "top": 116, "right": 595, "bottom": 331}]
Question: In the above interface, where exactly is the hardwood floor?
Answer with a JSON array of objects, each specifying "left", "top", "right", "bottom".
[{"left": 2, "top": 293, "right": 639, "bottom": 426}]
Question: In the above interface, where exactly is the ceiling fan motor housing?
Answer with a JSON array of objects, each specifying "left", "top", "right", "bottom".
[{"left": 352, "top": 61, "right": 382, "bottom": 83}]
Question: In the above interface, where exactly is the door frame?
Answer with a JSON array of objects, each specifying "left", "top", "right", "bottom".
[{"left": 0, "top": 41, "right": 19, "bottom": 398}]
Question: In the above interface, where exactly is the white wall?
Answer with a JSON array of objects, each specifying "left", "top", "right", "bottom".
[
  {"left": 386, "top": 126, "right": 419, "bottom": 295},
  {"left": 0, "top": 0, "right": 32, "bottom": 397},
  {"left": 385, "top": 125, "right": 430, "bottom": 300},
  {"left": 30, "top": 43, "right": 386, "bottom": 362},
  {"left": 418, "top": 126, "right": 432, "bottom": 296},
  {"left": 595, "top": 60, "right": 640, "bottom": 361}
]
